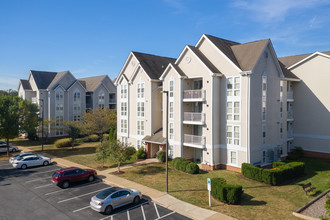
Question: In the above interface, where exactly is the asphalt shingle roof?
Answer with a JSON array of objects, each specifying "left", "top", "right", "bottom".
[
  {"left": 30, "top": 70, "right": 57, "bottom": 89},
  {"left": 187, "top": 45, "right": 221, "bottom": 73},
  {"left": 19, "top": 79, "right": 32, "bottom": 90},
  {"left": 78, "top": 75, "right": 107, "bottom": 91},
  {"left": 47, "top": 71, "right": 70, "bottom": 89},
  {"left": 279, "top": 51, "right": 330, "bottom": 67}
]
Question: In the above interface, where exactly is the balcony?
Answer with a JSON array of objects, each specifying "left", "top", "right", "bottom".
[
  {"left": 287, "top": 130, "right": 294, "bottom": 140},
  {"left": 183, "top": 90, "right": 205, "bottom": 102},
  {"left": 287, "top": 111, "right": 294, "bottom": 121},
  {"left": 31, "top": 97, "right": 37, "bottom": 104},
  {"left": 183, "top": 134, "right": 205, "bottom": 148},
  {"left": 287, "top": 91, "right": 294, "bottom": 101},
  {"left": 183, "top": 112, "right": 205, "bottom": 125}
]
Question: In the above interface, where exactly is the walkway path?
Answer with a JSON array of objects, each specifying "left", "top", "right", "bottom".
[{"left": 18, "top": 146, "right": 236, "bottom": 220}]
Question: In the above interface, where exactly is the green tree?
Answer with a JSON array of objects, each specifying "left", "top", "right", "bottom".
[
  {"left": 0, "top": 96, "right": 21, "bottom": 155},
  {"left": 109, "top": 127, "right": 117, "bottom": 142},
  {"left": 95, "top": 140, "right": 110, "bottom": 168},
  {"left": 63, "top": 121, "right": 81, "bottom": 150},
  {"left": 80, "top": 108, "right": 116, "bottom": 138},
  {"left": 107, "top": 140, "right": 133, "bottom": 172},
  {"left": 19, "top": 100, "right": 39, "bottom": 140}
]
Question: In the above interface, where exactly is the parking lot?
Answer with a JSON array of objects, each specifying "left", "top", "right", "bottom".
[{"left": 0, "top": 160, "right": 191, "bottom": 220}]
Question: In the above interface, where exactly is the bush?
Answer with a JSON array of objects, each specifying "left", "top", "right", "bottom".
[
  {"left": 287, "top": 146, "right": 304, "bottom": 160},
  {"left": 55, "top": 138, "right": 73, "bottom": 148},
  {"left": 172, "top": 157, "right": 185, "bottom": 169},
  {"left": 211, "top": 178, "right": 243, "bottom": 204},
  {"left": 272, "top": 161, "right": 286, "bottom": 168},
  {"left": 136, "top": 147, "right": 147, "bottom": 159},
  {"left": 83, "top": 134, "right": 99, "bottom": 142},
  {"left": 185, "top": 162, "right": 200, "bottom": 174},
  {"left": 102, "top": 134, "right": 109, "bottom": 141},
  {"left": 126, "top": 146, "right": 136, "bottom": 156},
  {"left": 241, "top": 163, "right": 263, "bottom": 182},
  {"left": 156, "top": 151, "right": 166, "bottom": 163}
]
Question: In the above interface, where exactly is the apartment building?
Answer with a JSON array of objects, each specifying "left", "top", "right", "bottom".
[
  {"left": 279, "top": 51, "right": 330, "bottom": 159},
  {"left": 116, "top": 34, "right": 328, "bottom": 171},
  {"left": 18, "top": 70, "right": 116, "bottom": 137}
]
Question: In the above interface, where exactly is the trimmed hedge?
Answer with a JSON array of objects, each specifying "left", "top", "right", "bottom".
[
  {"left": 242, "top": 162, "right": 305, "bottom": 185},
  {"left": 55, "top": 138, "right": 73, "bottom": 148},
  {"left": 83, "top": 134, "right": 99, "bottom": 142},
  {"left": 172, "top": 157, "right": 200, "bottom": 174},
  {"left": 156, "top": 151, "right": 166, "bottom": 162},
  {"left": 211, "top": 178, "right": 243, "bottom": 204}
]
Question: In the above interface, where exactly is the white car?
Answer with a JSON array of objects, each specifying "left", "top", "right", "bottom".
[
  {"left": 9, "top": 152, "right": 37, "bottom": 164},
  {"left": 0, "top": 141, "right": 18, "bottom": 153},
  {"left": 12, "top": 155, "right": 51, "bottom": 169}
]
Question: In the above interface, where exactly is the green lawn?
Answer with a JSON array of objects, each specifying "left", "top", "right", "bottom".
[{"left": 119, "top": 157, "right": 330, "bottom": 220}]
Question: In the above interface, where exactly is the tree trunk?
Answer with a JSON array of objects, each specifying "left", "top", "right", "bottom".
[
  {"left": 117, "top": 162, "right": 120, "bottom": 173},
  {"left": 72, "top": 138, "right": 74, "bottom": 150}
]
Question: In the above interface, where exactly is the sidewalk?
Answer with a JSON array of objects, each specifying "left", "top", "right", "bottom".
[{"left": 19, "top": 146, "right": 236, "bottom": 220}]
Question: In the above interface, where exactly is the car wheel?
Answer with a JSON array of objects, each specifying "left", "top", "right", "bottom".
[
  {"left": 88, "top": 175, "right": 95, "bottom": 182},
  {"left": 21, "top": 164, "right": 27, "bottom": 169},
  {"left": 11, "top": 148, "right": 17, "bottom": 153},
  {"left": 133, "top": 196, "right": 140, "bottom": 204},
  {"left": 104, "top": 205, "right": 112, "bottom": 215},
  {"left": 62, "top": 181, "right": 70, "bottom": 189},
  {"left": 43, "top": 161, "right": 49, "bottom": 166}
]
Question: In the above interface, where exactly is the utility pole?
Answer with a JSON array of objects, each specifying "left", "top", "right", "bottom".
[
  {"left": 39, "top": 99, "right": 44, "bottom": 151},
  {"left": 162, "top": 91, "right": 169, "bottom": 193}
]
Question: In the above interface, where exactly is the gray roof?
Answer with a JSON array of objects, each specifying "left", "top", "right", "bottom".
[
  {"left": 279, "top": 51, "right": 330, "bottom": 67},
  {"left": 132, "top": 52, "right": 176, "bottom": 80},
  {"left": 278, "top": 61, "right": 299, "bottom": 80},
  {"left": 19, "top": 79, "right": 32, "bottom": 90},
  {"left": 30, "top": 70, "right": 58, "bottom": 89},
  {"left": 47, "top": 71, "right": 70, "bottom": 89},
  {"left": 78, "top": 75, "right": 107, "bottom": 92},
  {"left": 142, "top": 129, "right": 166, "bottom": 144},
  {"left": 170, "top": 63, "right": 186, "bottom": 77},
  {"left": 187, "top": 45, "right": 221, "bottom": 73}
]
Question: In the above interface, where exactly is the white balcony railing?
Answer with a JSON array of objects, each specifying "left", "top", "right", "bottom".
[
  {"left": 184, "top": 134, "right": 205, "bottom": 146},
  {"left": 31, "top": 97, "right": 37, "bottom": 104},
  {"left": 183, "top": 112, "right": 205, "bottom": 124},
  {"left": 183, "top": 89, "right": 205, "bottom": 101},
  {"left": 287, "top": 91, "right": 294, "bottom": 100}
]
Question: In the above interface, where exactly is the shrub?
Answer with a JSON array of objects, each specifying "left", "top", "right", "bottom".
[
  {"left": 178, "top": 160, "right": 190, "bottom": 172},
  {"left": 136, "top": 147, "right": 147, "bottom": 159},
  {"left": 172, "top": 157, "right": 185, "bottom": 169},
  {"left": 102, "top": 134, "right": 109, "bottom": 141},
  {"left": 242, "top": 163, "right": 263, "bottom": 182},
  {"left": 156, "top": 151, "right": 166, "bottom": 163},
  {"left": 83, "top": 134, "right": 99, "bottom": 142},
  {"left": 211, "top": 178, "right": 243, "bottom": 204},
  {"left": 55, "top": 138, "right": 73, "bottom": 148},
  {"left": 126, "top": 146, "right": 136, "bottom": 157},
  {"left": 185, "top": 162, "right": 200, "bottom": 174},
  {"left": 272, "top": 161, "right": 286, "bottom": 168}
]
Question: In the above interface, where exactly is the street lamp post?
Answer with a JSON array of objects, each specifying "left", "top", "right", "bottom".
[
  {"left": 162, "top": 91, "right": 169, "bottom": 194},
  {"left": 39, "top": 99, "right": 44, "bottom": 151}
]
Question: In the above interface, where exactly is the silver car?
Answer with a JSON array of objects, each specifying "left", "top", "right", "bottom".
[
  {"left": 9, "top": 153, "right": 37, "bottom": 164},
  {"left": 12, "top": 155, "right": 51, "bottom": 169},
  {"left": 0, "top": 141, "right": 18, "bottom": 153},
  {"left": 90, "top": 187, "right": 142, "bottom": 215}
]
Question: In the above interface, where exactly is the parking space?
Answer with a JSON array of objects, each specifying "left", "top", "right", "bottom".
[{"left": 0, "top": 160, "right": 191, "bottom": 220}]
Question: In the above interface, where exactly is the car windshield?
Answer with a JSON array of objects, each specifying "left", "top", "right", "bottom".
[
  {"left": 13, "top": 154, "right": 20, "bottom": 157},
  {"left": 96, "top": 188, "right": 117, "bottom": 200},
  {"left": 52, "top": 172, "right": 60, "bottom": 177},
  {"left": 16, "top": 157, "right": 24, "bottom": 161}
]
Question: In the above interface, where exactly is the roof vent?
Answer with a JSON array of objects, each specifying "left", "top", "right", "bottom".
[
  {"left": 161, "top": 65, "right": 165, "bottom": 69},
  {"left": 265, "top": 51, "right": 269, "bottom": 58}
]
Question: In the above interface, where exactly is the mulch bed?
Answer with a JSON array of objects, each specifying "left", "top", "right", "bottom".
[{"left": 112, "top": 171, "right": 125, "bottom": 175}]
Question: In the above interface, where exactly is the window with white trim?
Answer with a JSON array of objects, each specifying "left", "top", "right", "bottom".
[
  {"left": 121, "top": 137, "right": 128, "bottom": 145},
  {"left": 262, "top": 72, "right": 267, "bottom": 121},
  {"left": 234, "top": 126, "right": 240, "bottom": 145},
  {"left": 169, "top": 123, "right": 174, "bottom": 140},
  {"left": 280, "top": 122, "right": 283, "bottom": 139},
  {"left": 227, "top": 101, "right": 240, "bottom": 121},
  {"left": 137, "top": 140, "right": 142, "bottom": 149},
  {"left": 262, "top": 101, "right": 266, "bottom": 121},
  {"left": 262, "top": 150, "right": 266, "bottom": 163},
  {"left": 169, "top": 145, "right": 174, "bottom": 158},
  {"left": 227, "top": 125, "right": 240, "bottom": 146},
  {"left": 121, "top": 84, "right": 127, "bottom": 99},
  {"left": 121, "top": 102, "right": 127, "bottom": 116},
  {"left": 73, "top": 90, "right": 81, "bottom": 121},
  {"left": 55, "top": 91, "right": 64, "bottom": 102},
  {"left": 230, "top": 151, "right": 237, "bottom": 164},
  {"left": 227, "top": 78, "right": 233, "bottom": 96},
  {"left": 98, "top": 90, "right": 105, "bottom": 108},
  {"left": 121, "top": 119, "right": 127, "bottom": 133},
  {"left": 234, "top": 77, "right": 240, "bottom": 96},
  {"left": 137, "top": 120, "right": 144, "bottom": 136},
  {"left": 169, "top": 80, "right": 174, "bottom": 98},
  {"left": 55, "top": 89, "right": 64, "bottom": 136},
  {"left": 227, "top": 125, "right": 232, "bottom": 144},
  {"left": 137, "top": 82, "right": 145, "bottom": 99},
  {"left": 169, "top": 102, "right": 174, "bottom": 119},
  {"left": 137, "top": 102, "right": 144, "bottom": 117},
  {"left": 262, "top": 124, "right": 266, "bottom": 144},
  {"left": 73, "top": 91, "right": 81, "bottom": 102}
]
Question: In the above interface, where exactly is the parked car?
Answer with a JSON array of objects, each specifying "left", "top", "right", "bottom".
[
  {"left": 9, "top": 152, "right": 37, "bottom": 164},
  {"left": 52, "top": 167, "right": 97, "bottom": 189},
  {"left": 0, "top": 141, "right": 18, "bottom": 153},
  {"left": 12, "top": 155, "right": 51, "bottom": 169},
  {"left": 90, "top": 187, "right": 142, "bottom": 215}
]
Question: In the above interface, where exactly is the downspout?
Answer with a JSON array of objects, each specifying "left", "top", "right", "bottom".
[
  {"left": 247, "top": 74, "right": 251, "bottom": 163},
  {"left": 211, "top": 76, "right": 215, "bottom": 168}
]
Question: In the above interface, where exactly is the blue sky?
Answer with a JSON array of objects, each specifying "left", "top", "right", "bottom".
[{"left": 1, "top": 0, "right": 330, "bottom": 90}]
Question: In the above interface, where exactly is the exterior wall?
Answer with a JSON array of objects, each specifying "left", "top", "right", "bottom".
[
  {"left": 151, "top": 82, "right": 162, "bottom": 133},
  {"left": 290, "top": 55, "right": 330, "bottom": 154},
  {"left": 67, "top": 83, "right": 86, "bottom": 121}
]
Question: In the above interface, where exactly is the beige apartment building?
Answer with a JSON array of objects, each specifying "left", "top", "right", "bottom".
[{"left": 116, "top": 34, "right": 328, "bottom": 171}]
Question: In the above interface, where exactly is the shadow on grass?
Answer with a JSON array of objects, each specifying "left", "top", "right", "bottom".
[
  {"left": 241, "top": 194, "right": 267, "bottom": 206},
  {"left": 131, "top": 165, "right": 165, "bottom": 175},
  {"left": 34, "top": 147, "right": 96, "bottom": 158}
]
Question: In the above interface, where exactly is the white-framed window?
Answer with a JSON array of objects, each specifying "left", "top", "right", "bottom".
[
  {"left": 227, "top": 77, "right": 241, "bottom": 97},
  {"left": 169, "top": 79, "right": 174, "bottom": 98},
  {"left": 56, "top": 104, "right": 64, "bottom": 114},
  {"left": 121, "top": 102, "right": 127, "bottom": 116},
  {"left": 121, "top": 119, "right": 127, "bottom": 134},
  {"left": 98, "top": 90, "right": 105, "bottom": 108},
  {"left": 227, "top": 102, "right": 232, "bottom": 120},
  {"left": 234, "top": 77, "right": 240, "bottom": 96},
  {"left": 262, "top": 101, "right": 266, "bottom": 121},
  {"left": 169, "top": 123, "right": 174, "bottom": 140},
  {"left": 227, "top": 125, "right": 240, "bottom": 146},
  {"left": 280, "top": 123, "right": 283, "bottom": 139},
  {"left": 230, "top": 151, "right": 237, "bottom": 164},
  {"left": 55, "top": 116, "right": 63, "bottom": 126},
  {"left": 262, "top": 72, "right": 267, "bottom": 121},
  {"left": 227, "top": 101, "right": 240, "bottom": 121},
  {"left": 262, "top": 124, "right": 266, "bottom": 145},
  {"left": 169, "top": 102, "right": 174, "bottom": 119},
  {"left": 169, "top": 145, "right": 174, "bottom": 158},
  {"left": 73, "top": 91, "right": 81, "bottom": 102},
  {"left": 73, "top": 89, "right": 81, "bottom": 121},
  {"left": 227, "top": 125, "right": 232, "bottom": 144},
  {"left": 280, "top": 101, "right": 283, "bottom": 118},
  {"left": 73, "top": 115, "right": 80, "bottom": 121},
  {"left": 121, "top": 137, "right": 128, "bottom": 145},
  {"left": 55, "top": 88, "right": 64, "bottom": 136},
  {"left": 137, "top": 120, "right": 145, "bottom": 136},
  {"left": 234, "top": 126, "right": 240, "bottom": 145},
  {"left": 55, "top": 91, "right": 64, "bottom": 102},
  {"left": 137, "top": 82, "right": 145, "bottom": 99},
  {"left": 137, "top": 140, "right": 142, "bottom": 149},
  {"left": 137, "top": 102, "right": 144, "bottom": 117},
  {"left": 121, "top": 84, "right": 127, "bottom": 99},
  {"left": 262, "top": 150, "right": 266, "bottom": 163}
]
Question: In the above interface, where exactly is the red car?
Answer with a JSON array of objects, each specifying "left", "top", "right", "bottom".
[{"left": 52, "top": 167, "right": 97, "bottom": 188}]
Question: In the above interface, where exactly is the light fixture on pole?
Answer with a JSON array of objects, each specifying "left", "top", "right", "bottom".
[
  {"left": 162, "top": 90, "right": 169, "bottom": 194},
  {"left": 39, "top": 98, "right": 44, "bottom": 152}
]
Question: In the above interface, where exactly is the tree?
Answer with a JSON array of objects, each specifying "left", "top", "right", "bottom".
[
  {"left": 19, "top": 100, "right": 39, "bottom": 140},
  {"left": 107, "top": 140, "right": 133, "bottom": 173},
  {"left": 63, "top": 121, "right": 81, "bottom": 150},
  {"left": 95, "top": 140, "right": 111, "bottom": 168},
  {"left": 80, "top": 108, "right": 116, "bottom": 138},
  {"left": 37, "top": 119, "right": 54, "bottom": 143},
  {"left": 0, "top": 96, "right": 21, "bottom": 155},
  {"left": 109, "top": 127, "right": 117, "bottom": 142}
]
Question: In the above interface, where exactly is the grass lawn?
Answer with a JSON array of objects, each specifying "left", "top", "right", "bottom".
[{"left": 119, "top": 157, "right": 330, "bottom": 220}]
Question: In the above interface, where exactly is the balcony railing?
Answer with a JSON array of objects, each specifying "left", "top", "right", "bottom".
[
  {"left": 31, "top": 97, "right": 37, "bottom": 104},
  {"left": 287, "top": 91, "right": 294, "bottom": 100},
  {"left": 183, "top": 112, "right": 205, "bottom": 124},
  {"left": 183, "top": 89, "right": 205, "bottom": 101},
  {"left": 183, "top": 134, "right": 205, "bottom": 147}
]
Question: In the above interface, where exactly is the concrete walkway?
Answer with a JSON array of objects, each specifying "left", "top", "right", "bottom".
[{"left": 19, "top": 146, "right": 236, "bottom": 220}]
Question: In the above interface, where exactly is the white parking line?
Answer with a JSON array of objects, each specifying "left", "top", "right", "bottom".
[
  {"left": 44, "top": 180, "right": 102, "bottom": 195},
  {"left": 34, "top": 183, "right": 53, "bottom": 189},
  {"left": 127, "top": 210, "right": 130, "bottom": 220},
  {"left": 141, "top": 205, "right": 146, "bottom": 220},
  {"left": 31, "top": 168, "right": 58, "bottom": 175},
  {"left": 154, "top": 202, "right": 160, "bottom": 218},
  {"left": 57, "top": 187, "right": 110, "bottom": 203},
  {"left": 73, "top": 205, "right": 90, "bottom": 213},
  {"left": 99, "top": 201, "right": 149, "bottom": 220},
  {"left": 25, "top": 177, "right": 50, "bottom": 183},
  {"left": 155, "top": 211, "right": 175, "bottom": 220}
]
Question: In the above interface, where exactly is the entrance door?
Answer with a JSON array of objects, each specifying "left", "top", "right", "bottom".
[{"left": 194, "top": 149, "right": 203, "bottom": 163}]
